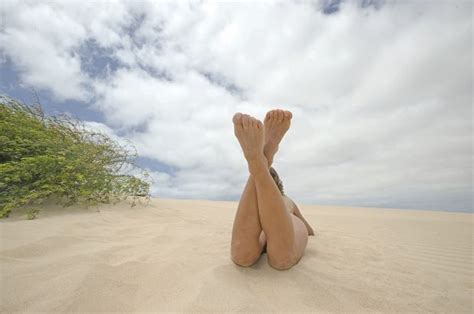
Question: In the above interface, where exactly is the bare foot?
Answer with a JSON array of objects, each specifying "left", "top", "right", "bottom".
[
  {"left": 233, "top": 113, "right": 266, "bottom": 171},
  {"left": 263, "top": 109, "right": 292, "bottom": 166}
]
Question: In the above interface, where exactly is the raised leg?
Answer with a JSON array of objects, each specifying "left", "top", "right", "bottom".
[
  {"left": 230, "top": 114, "right": 269, "bottom": 267},
  {"left": 251, "top": 157, "right": 308, "bottom": 270},
  {"left": 230, "top": 175, "right": 266, "bottom": 266}
]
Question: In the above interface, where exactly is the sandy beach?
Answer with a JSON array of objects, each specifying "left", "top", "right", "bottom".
[{"left": 0, "top": 198, "right": 472, "bottom": 313}]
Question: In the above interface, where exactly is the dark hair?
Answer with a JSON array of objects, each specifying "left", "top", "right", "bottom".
[{"left": 269, "top": 167, "right": 285, "bottom": 195}]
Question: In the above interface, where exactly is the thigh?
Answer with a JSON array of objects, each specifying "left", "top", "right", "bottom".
[{"left": 291, "top": 215, "right": 309, "bottom": 261}]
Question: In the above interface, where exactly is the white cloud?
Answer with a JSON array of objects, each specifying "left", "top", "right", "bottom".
[
  {"left": 0, "top": 2, "right": 87, "bottom": 100},
  {"left": 0, "top": 0, "right": 471, "bottom": 210}
]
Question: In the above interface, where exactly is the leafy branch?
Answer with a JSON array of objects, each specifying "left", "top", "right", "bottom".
[{"left": 0, "top": 95, "right": 151, "bottom": 218}]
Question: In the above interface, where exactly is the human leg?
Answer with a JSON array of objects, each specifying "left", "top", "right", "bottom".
[
  {"left": 230, "top": 175, "right": 266, "bottom": 266},
  {"left": 230, "top": 114, "right": 268, "bottom": 266}
]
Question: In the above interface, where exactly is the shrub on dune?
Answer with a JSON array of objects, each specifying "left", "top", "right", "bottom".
[{"left": 0, "top": 95, "right": 150, "bottom": 218}]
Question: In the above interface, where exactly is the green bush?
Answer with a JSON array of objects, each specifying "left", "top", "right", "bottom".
[{"left": 0, "top": 95, "right": 150, "bottom": 218}]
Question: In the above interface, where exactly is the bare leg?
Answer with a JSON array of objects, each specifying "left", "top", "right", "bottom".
[
  {"left": 230, "top": 110, "right": 290, "bottom": 266},
  {"left": 230, "top": 175, "right": 266, "bottom": 266},
  {"left": 232, "top": 113, "right": 308, "bottom": 270},
  {"left": 230, "top": 114, "right": 269, "bottom": 266}
]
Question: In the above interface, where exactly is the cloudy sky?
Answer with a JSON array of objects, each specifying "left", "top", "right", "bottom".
[{"left": 0, "top": 0, "right": 472, "bottom": 212}]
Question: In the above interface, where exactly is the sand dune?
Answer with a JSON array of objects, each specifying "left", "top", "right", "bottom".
[{"left": 0, "top": 198, "right": 472, "bottom": 313}]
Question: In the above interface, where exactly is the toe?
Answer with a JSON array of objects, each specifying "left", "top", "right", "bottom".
[
  {"left": 253, "top": 117, "right": 259, "bottom": 128},
  {"left": 284, "top": 110, "right": 292, "bottom": 120},
  {"left": 270, "top": 110, "right": 277, "bottom": 121},
  {"left": 265, "top": 110, "right": 272, "bottom": 122},
  {"left": 256, "top": 119, "right": 263, "bottom": 128},
  {"left": 249, "top": 117, "right": 256, "bottom": 127},
  {"left": 277, "top": 110, "right": 284, "bottom": 121},
  {"left": 252, "top": 117, "right": 260, "bottom": 128},
  {"left": 242, "top": 114, "right": 250, "bottom": 129},
  {"left": 233, "top": 113, "right": 243, "bottom": 124}
]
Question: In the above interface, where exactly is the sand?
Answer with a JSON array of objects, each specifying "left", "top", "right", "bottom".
[{"left": 0, "top": 198, "right": 472, "bottom": 313}]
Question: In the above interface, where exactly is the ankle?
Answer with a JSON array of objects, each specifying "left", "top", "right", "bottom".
[
  {"left": 264, "top": 146, "right": 277, "bottom": 163},
  {"left": 247, "top": 155, "right": 268, "bottom": 176},
  {"left": 264, "top": 154, "right": 273, "bottom": 168}
]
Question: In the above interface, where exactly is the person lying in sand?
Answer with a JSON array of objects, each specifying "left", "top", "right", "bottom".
[{"left": 230, "top": 110, "right": 315, "bottom": 270}]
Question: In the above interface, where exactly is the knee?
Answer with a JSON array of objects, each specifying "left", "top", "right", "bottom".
[
  {"left": 231, "top": 242, "right": 261, "bottom": 267},
  {"left": 231, "top": 251, "right": 260, "bottom": 267},
  {"left": 232, "top": 255, "right": 258, "bottom": 267},
  {"left": 267, "top": 253, "right": 296, "bottom": 271}
]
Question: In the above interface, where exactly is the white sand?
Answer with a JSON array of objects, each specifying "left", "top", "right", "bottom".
[{"left": 0, "top": 198, "right": 472, "bottom": 313}]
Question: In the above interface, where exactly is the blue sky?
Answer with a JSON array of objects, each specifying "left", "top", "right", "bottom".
[{"left": 0, "top": 0, "right": 472, "bottom": 212}]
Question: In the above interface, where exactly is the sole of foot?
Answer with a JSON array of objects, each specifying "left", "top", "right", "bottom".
[
  {"left": 232, "top": 113, "right": 266, "bottom": 166},
  {"left": 263, "top": 109, "right": 292, "bottom": 164}
]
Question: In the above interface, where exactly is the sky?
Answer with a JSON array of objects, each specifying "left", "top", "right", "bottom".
[{"left": 0, "top": 0, "right": 472, "bottom": 212}]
